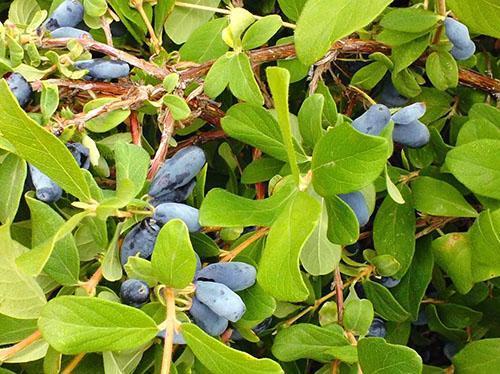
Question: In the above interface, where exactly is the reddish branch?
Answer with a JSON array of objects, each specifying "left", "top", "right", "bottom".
[{"left": 129, "top": 111, "right": 141, "bottom": 145}]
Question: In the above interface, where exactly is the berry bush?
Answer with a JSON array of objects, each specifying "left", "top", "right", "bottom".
[{"left": 0, "top": 0, "right": 499, "bottom": 373}]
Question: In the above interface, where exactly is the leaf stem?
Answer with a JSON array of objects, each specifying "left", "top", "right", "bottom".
[
  {"left": 0, "top": 330, "right": 42, "bottom": 363},
  {"left": 348, "top": 85, "right": 377, "bottom": 105},
  {"left": 161, "top": 288, "right": 176, "bottom": 374},
  {"left": 81, "top": 266, "right": 103, "bottom": 296},
  {"left": 334, "top": 267, "right": 344, "bottom": 324},
  {"left": 174, "top": 1, "right": 296, "bottom": 29},
  {"left": 220, "top": 227, "right": 269, "bottom": 262},
  {"left": 61, "top": 353, "right": 86, "bottom": 374},
  {"left": 432, "top": 0, "right": 447, "bottom": 44},
  {"left": 131, "top": 0, "right": 161, "bottom": 54}
]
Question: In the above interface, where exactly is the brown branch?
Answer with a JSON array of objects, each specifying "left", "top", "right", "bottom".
[
  {"left": 148, "top": 109, "right": 175, "bottom": 179},
  {"left": 129, "top": 111, "right": 141, "bottom": 145},
  {"left": 166, "top": 129, "right": 227, "bottom": 156}
]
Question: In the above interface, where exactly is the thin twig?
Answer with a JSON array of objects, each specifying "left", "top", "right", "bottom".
[
  {"left": 61, "top": 353, "right": 86, "bottom": 374},
  {"left": 432, "top": 0, "right": 447, "bottom": 44},
  {"left": 100, "top": 17, "right": 114, "bottom": 47},
  {"left": 161, "top": 288, "right": 176, "bottom": 374},
  {"left": 220, "top": 227, "right": 269, "bottom": 262},
  {"left": 334, "top": 267, "right": 344, "bottom": 325},
  {"left": 81, "top": 266, "right": 103, "bottom": 296},
  {"left": 0, "top": 330, "right": 42, "bottom": 363},
  {"left": 129, "top": 111, "right": 142, "bottom": 145},
  {"left": 148, "top": 109, "right": 175, "bottom": 179}
]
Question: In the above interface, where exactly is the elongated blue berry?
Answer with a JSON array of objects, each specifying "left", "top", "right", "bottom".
[
  {"left": 153, "top": 203, "right": 201, "bottom": 232},
  {"left": 120, "top": 219, "right": 160, "bottom": 265},
  {"left": 393, "top": 120, "right": 430, "bottom": 148},
  {"left": 151, "top": 179, "right": 196, "bottom": 206},
  {"left": 378, "top": 77, "right": 408, "bottom": 108},
  {"left": 149, "top": 146, "right": 206, "bottom": 198},
  {"left": 29, "top": 164, "right": 63, "bottom": 203},
  {"left": 44, "top": 0, "right": 84, "bottom": 31},
  {"left": 74, "top": 58, "right": 130, "bottom": 80},
  {"left": 157, "top": 329, "right": 186, "bottom": 344},
  {"left": 196, "top": 262, "right": 256, "bottom": 291},
  {"left": 120, "top": 279, "right": 150, "bottom": 307},
  {"left": 379, "top": 276, "right": 401, "bottom": 288},
  {"left": 67, "top": 142, "right": 90, "bottom": 169},
  {"left": 391, "top": 102, "right": 426, "bottom": 125},
  {"left": 195, "top": 281, "right": 246, "bottom": 322},
  {"left": 6, "top": 73, "right": 32, "bottom": 107},
  {"left": 189, "top": 297, "right": 228, "bottom": 336},
  {"left": 451, "top": 41, "right": 476, "bottom": 61},
  {"left": 352, "top": 104, "right": 391, "bottom": 136},
  {"left": 444, "top": 18, "right": 472, "bottom": 49},
  {"left": 51, "top": 27, "right": 92, "bottom": 39},
  {"left": 339, "top": 191, "right": 370, "bottom": 227},
  {"left": 367, "top": 317, "right": 386, "bottom": 337}
]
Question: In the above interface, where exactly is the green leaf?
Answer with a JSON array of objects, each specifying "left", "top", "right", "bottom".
[
  {"left": 26, "top": 195, "right": 80, "bottom": 286},
  {"left": 392, "top": 68, "right": 422, "bottom": 98},
  {"left": 266, "top": 67, "right": 300, "bottom": 184},
  {"left": 381, "top": 8, "right": 440, "bottom": 33},
  {"left": 392, "top": 237, "right": 434, "bottom": 320},
  {"left": 373, "top": 185, "right": 416, "bottom": 278},
  {"left": 204, "top": 54, "right": 231, "bottom": 98},
  {"left": 182, "top": 323, "right": 283, "bottom": 374},
  {"left": 412, "top": 177, "right": 477, "bottom": 217},
  {"left": 0, "top": 225, "right": 46, "bottom": 319},
  {"left": 153, "top": 0, "right": 175, "bottom": 42},
  {"left": 114, "top": 142, "right": 150, "bottom": 199},
  {"left": 163, "top": 94, "right": 191, "bottom": 120},
  {"left": 272, "top": 324, "right": 356, "bottom": 363},
  {"left": 151, "top": 219, "right": 197, "bottom": 289},
  {"left": 385, "top": 166, "right": 405, "bottom": 204},
  {"left": 313, "top": 81, "right": 338, "bottom": 127},
  {"left": 432, "top": 233, "right": 473, "bottom": 294},
  {"left": 236, "top": 284, "right": 276, "bottom": 328},
  {"left": 0, "top": 314, "right": 37, "bottom": 345},
  {"left": 0, "top": 79, "right": 91, "bottom": 202},
  {"left": 16, "top": 210, "right": 92, "bottom": 276},
  {"left": 277, "top": 0, "right": 306, "bottom": 21},
  {"left": 351, "top": 62, "right": 388, "bottom": 90},
  {"left": 0, "top": 153, "right": 26, "bottom": 224},
  {"left": 8, "top": 0, "right": 40, "bottom": 25},
  {"left": 84, "top": 0, "right": 107, "bottom": 18},
  {"left": 241, "top": 157, "right": 284, "bottom": 184},
  {"left": 447, "top": 0, "right": 500, "bottom": 38},
  {"left": 358, "top": 338, "right": 422, "bottom": 374},
  {"left": 300, "top": 198, "right": 341, "bottom": 276},
  {"left": 102, "top": 348, "right": 144, "bottom": 374},
  {"left": 426, "top": 51, "right": 459, "bottom": 91},
  {"left": 456, "top": 119, "right": 500, "bottom": 146},
  {"left": 324, "top": 195, "right": 359, "bottom": 245},
  {"left": 84, "top": 97, "right": 131, "bottom": 133},
  {"left": 446, "top": 139, "right": 500, "bottom": 200},
  {"left": 40, "top": 83, "right": 59, "bottom": 124},
  {"left": 426, "top": 304, "right": 468, "bottom": 342},
  {"left": 199, "top": 177, "right": 297, "bottom": 227},
  {"left": 312, "top": 123, "right": 388, "bottom": 197},
  {"left": 344, "top": 298, "right": 374, "bottom": 336},
  {"left": 469, "top": 209, "right": 500, "bottom": 282},
  {"left": 221, "top": 103, "right": 306, "bottom": 163},
  {"left": 295, "top": 0, "right": 392, "bottom": 65},
  {"left": 102, "top": 222, "right": 123, "bottom": 282},
  {"left": 452, "top": 338, "right": 500, "bottom": 373},
  {"left": 242, "top": 15, "right": 282, "bottom": 50},
  {"left": 38, "top": 296, "right": 158, "bottom": 354},
  {"left": 298, "top": 94, "right": 324, "bottom": 149},
  {"left": 165, "top": 0, "right": 221, "bottom": 44},
  {"left": 228, "top": 53, "right": 264, "bottom": 106},
  {"left": 392, "top": 34, "right": 430, "bottom": 74},
  {"left": 180, "top": 18, "right": 229, "bottom": 63},
  {"left": 258, "top": 192, "right": 321, "bottom": 302},
  {"left": 363, "top": 280, "right": 411, "bottom": 322},
  {"left": 124, "top": 257, "right": 157, "bottom": 287}
]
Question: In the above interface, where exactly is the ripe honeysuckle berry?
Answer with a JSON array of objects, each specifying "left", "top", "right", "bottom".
[
  {"left": 28, "top": 164, "right": 63, "bottom": 203},
  {"left": 392, "top": 120, "right": 430, "bottom": 148},
  {"left": 367, "top": 317, "right": 387, "bottom": 338},
  {"left": 377, "top": 77, "right": 408, "bottom": 108},
  {"left": 150, "top": 179, "right": 196, "bottom": 206},
  {"left": 120, "top": 279, "right": 150, "bottom": 307},
  {"left": 451, "top": 41, "right": 476, "bottom": 61},
  {"left": 379, "top": 276, "right": 401, "bottom": 288},
  {"left": 189, "top": 296, "right": 229, "bottom": 336},
  {"left": 51, "top": 26, "right": 92, "bottom": 39},
  {"left": 352, "top": 104, "right": 391, "bottom": 136},
  {"left": 391, "top": 102, "right": 426, "bottom": 125},
  {"left": 149, "top": 146, "right": 206, "bottom": 198},
  {"left": 74, "top": 58, "right": 130, "bottom": 80},
  {"left": 153, "top": 202, "right": 201, "bottom": 232},
  {"left": 67, "top": 142, "right": 90, "bottom": 169},
  {"left": 157, "top": 328, "right": 186, "bottom": 344},
  {"left": 339, "top": 191, "right": 370, "bottom": 227},
  {"left": 6, "top": 73, "right": 32, "bottom": 107},
  {"left": 120, "top": 219, "right": 161, "bottom": 265},
  {"left": 195, "top": 262, "right": 257, "bottom": 292},
  {"left": 444, "top": 18, "right": 472, "bottom": 49},
  {"left": 43, "top": 0, "right": 84, "bottom": 31},
  {"left": 195, "top": 281, "right": 246, "bottom": 322}
]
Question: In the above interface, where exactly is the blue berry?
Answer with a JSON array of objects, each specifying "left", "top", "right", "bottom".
[
  {"left": 29, "top": 164, "right": 63, "bottom": 203},
  {"left": 51, "top": 27, "right": 92, "bottom": 39},
  {"left": 74, "top": 58, "right": 130, "bottom": 80},
  {"left": 157, "top": 329, "right": 186, "bottom": 344},
  {"left": 444, "top": 18, "right": 472, "bottom": 49},
  {"left": 392, "top": 120, "right": 430, "bottom": 148},
  {"left": 149, "top": 146, "right": 206, "bottom": 198},
  {"left": 67, "top": 142, "right": 90, "bottom": 169},
  {"left": 195, "top": 281, "right": 246, "bottom": 322},
  {"left": 367, "top": 317, "right": 386, "bottom": 338},
  {"left": 44, "top": 0, "right": 84, "bottom": 31},
  {"left": 379, "top": 276, "right": 401, "bottom": 288},
  {"left": 451, "top": 41, "right": 476, "bottom": 61},
  {"left": 339, "top": 191, "right": 370, "bottom": 227},
  {"left": 196, "top": 262, "right": 256, "bottom": 292},
  {"left": 153, "top": 202, "right": 201, "bottom": 232},
  {"left": 189, "top": 297, "right": 228, "bottom": 336},
  {"left": 6, "top": 73, "right": 32, "bottom": 107},
  {"left": 120, "top": 219, "right": 161, "bottom": 265},
  {"left": 391, "top": 102, "right": 426, "bottom": 125},
  {"left": 378, "top": 78, "right": 408, "bottom": 108},
  {"left": 150, "top": 179, "right": 196, "bottom": 206},
  {"left": 412, "top": 310, "right": 428, "bottom": 326},
  {"left": 352, "top": 104, "right": 391, "bottom": 136},
  {"left": 120, "top": 279, "right": 150, "bottom": 307}
]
